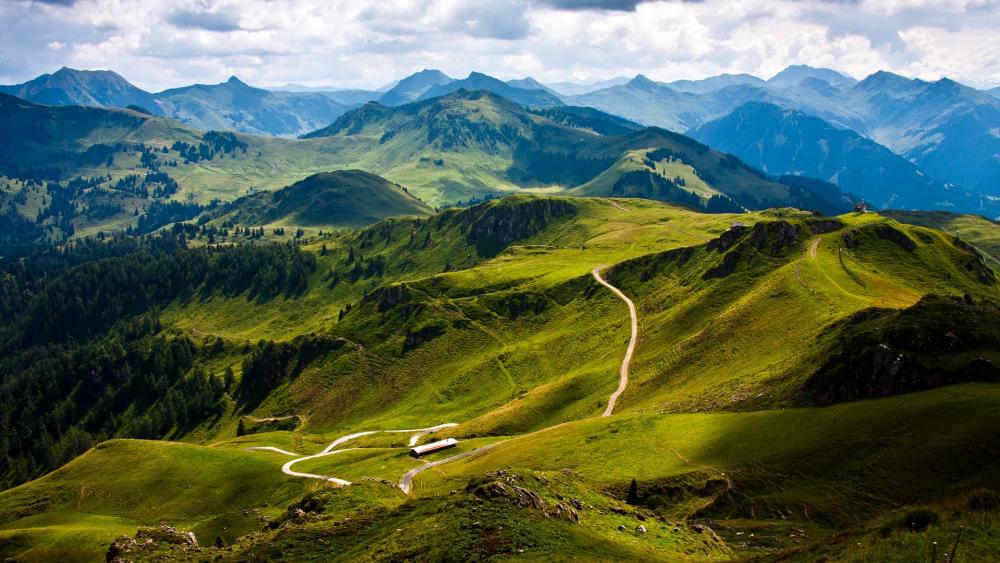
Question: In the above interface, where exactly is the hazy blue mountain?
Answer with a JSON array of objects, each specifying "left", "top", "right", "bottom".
[
  {"left": 572, "top": 75, "right": 789, "bottom": 131},
  {"left": 272, "top": 85, "right": 380, "bottom": 105},
  {"left": 377, "top": 69, "right": 453, "bottom": 106},
  {"left": 845, "top": 72, "right": 1000, "bottom": 196},
  {"left": 690, "top": 102, "right": 995, "bottom": 214},
  {"left": 571, "top": 75, "right": 701, "bottom": 131},
  {"left": 545, "top": 76, "right": 630, "bottom": 96},
  {"left": 418, "top": 72, "right": 564, "bottom": 108},
  {"left": 319, "top": 90, "right": 381, "bottom": 106},
  {"left": 153, "top": 76, "right": 354, "bottom": 136},
  {"left": 767, "top": 65, "right": 857, "bottom": 91},
  {"left": 987, "top": 86, "right": 1000, "bottom": 98},
  {"left": 665, "top": 73, "right": 765, "bottom": 94},
  {"left": 505, "top": 77, "right": 561, "bottom": 97},
  {"left": 0, "top": 67, "right": 162, "bottom": 114}
]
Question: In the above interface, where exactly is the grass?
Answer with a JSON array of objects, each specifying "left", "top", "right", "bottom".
[
  {"left": 885, "top": 210, "right": 1000, "bottom": 270},
  {"left": 3, "top": 198, "right": 1000, "bottom": 559},
  {"left": 0, "top": 439, "right": 311, "bottom": 561},
  {"left": 8, "top": 384, "right": 994, "bottom": 560}
]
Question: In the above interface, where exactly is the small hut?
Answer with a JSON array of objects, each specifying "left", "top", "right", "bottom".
[{"left": 410, "top": 438, "right": 458, "bottom": 457}]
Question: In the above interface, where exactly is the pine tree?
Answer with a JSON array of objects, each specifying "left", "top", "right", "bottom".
[{"left": 223, "top": 366, "right": 235, "bottom": 391}]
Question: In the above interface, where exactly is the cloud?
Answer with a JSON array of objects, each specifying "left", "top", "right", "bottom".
[
  {"left": 0, "top": 0, "right": 997, "bottom": 91},
  {"left": 534, "top": 0, "right": 650, "bottom": 10},
  {"left": 167, "top": 8, "right": 243, "bottom": 32}
]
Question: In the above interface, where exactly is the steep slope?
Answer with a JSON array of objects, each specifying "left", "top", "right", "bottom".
[
  {"left": 766, "top": 70, "right": 1000, "bottom": 196},
  {"left": 689, "top": 102, "right": 994, "bottom": 214},
  {"left": 883, "top": 210, "right": 1000, "bottom": 268},
  {"left": 603, "top": 213, "right": 998, "bottom": 414},
  {"left": 853, "top": 75, "right": 1000, "bottom": 196},
  {"left": 153, "top": 76, "right": 354, "bottom": 136},
  {"left": 569, "top": 128, "right": 849, "bottom": 213},
  {"left": 0, "top": 92, "right": 184, "bottom": 174},
  {"left": 210, "top": 170, "right": 432, "bottom": 228},
  {"left": 377, "top": 69, "right": 453, "bottom": 106},
  {"left": 506, "top": 76, "right": 560, "bottom": 96},
  {"left": 0, "top": 67, "right": 162, "bottom": 114}
]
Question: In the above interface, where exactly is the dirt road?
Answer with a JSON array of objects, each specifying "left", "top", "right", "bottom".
[{"left": 592, "top": 267, "right": 638, "bottom": 417}]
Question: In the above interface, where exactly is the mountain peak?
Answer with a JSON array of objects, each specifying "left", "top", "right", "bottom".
[
  {"left": 226, "top": 75, "right": 248, "bottom": 86},
  {"left": 627, "top": 74, "right": 658, "bottom": 88},
  {"left": 856, "top": 70, "right": 912, "bottom": 90},
  {"left": 768, "top": 65, "right": 855, "bottom": 89}
]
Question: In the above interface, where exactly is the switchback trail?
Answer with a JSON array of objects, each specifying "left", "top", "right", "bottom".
[
  {"left": 252, "top": 423, "right": 458, "bottom": 486},
  {"left": 592, "top": 267, "right": 638, "bottom": 417}
]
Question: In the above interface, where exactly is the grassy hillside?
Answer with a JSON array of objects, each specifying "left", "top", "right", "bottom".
[
  {"left": 4, "top": 386, "right": 997, "bottom": 561},
  {"left": 2, "top": 197, "right": 999, "bottom": 560},
  {"left": 0, "top": 439, "right": 309, "bottom": 561},
  {"left": 604, "top": 212, "right": 998, "bottom": 413},
  {"left": 208, "top": 170, "right": 432, "bottom": 229},
  {"left": 884, "top": 210, "right": 1000, "bottom": 269}
]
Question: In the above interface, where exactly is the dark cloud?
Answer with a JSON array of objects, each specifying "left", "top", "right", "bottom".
[
  {"left": 167, "top": 9, "right": 242, "bottom": 32},
  {"left": 23, "top": 0, "right": 77, "bottom": 5},
  {"left": 534, "top": 0, "right": 649, "bottom": 11}
]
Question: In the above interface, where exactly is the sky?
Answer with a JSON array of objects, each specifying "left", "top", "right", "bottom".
[{"left": 1, "top": 0, "right": 998, "bottom": 91}]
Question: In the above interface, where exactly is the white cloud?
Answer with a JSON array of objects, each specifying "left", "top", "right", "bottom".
[{"left": 0, "top": 0, "right": 997, "bottom": 90}]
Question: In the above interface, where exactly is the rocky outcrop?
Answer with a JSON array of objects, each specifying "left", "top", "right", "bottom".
[
  {"left": 705, "top": 225, "right": 748, "bottom": 253},
  {"left": 460, "top": 198, "right": 577, "bottom": 256},
  {"left": 361, "top": 283, "right": 411, "bottom": 312},
  {"left": 873, "top": 225, "right": 917, "bottom": 251},
  {"left": 702, "top": 250, "right": 742, "bottom": 280},
  {"left": 748, "top": 220, "right": 800, "bottom": 256},
  {"left": 467, "top": 471, "right": 580, "bottom": 523},
  {"left": 805, "top": 295, "right": 1000, "bottom": 404},
  {"left": 106, "top": 525, "right": 198, "bottom": 562},
  {"left": 952, "top": 237, "right": 996, "bottom": 286},
  {"left": 806, "top": 219, "right": 844, "bottom": 234}
]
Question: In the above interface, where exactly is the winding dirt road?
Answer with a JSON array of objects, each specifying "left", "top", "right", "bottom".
[
  {"left": 253, "top": 268, "right": 641, "bottom": 492},
  {"left": 256, "top": 423, "right": 459, "bottom": 486},
  {"left": 808, "top": 237, "right": 821, "bottom": 258},
  {"left": 592, "top": 267, "right": 638, "bottom": 417},
  {"left": 398, "top": 441, "right": 507, "bottom": 494}
]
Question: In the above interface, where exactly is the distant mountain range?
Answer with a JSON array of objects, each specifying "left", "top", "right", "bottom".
[
  {"left": 565, "top": 65, "right": 1000, "bottom": 199},
  {"left": 3, "top": 65, "right": 998, "bottom": 212},
  {"left": 690, "top": 102, "right": 988, "bottom": 212},
  {"left": 153, "top": 76, "right": 354, "bottom": 137},
  {"left": 377, "top": 70, "right": 563, "bottom": 108},
  {"left": 305, "top": 89, "right": 845, "bottom": 213},
  {"left": 1, "top": 68, "right": 358, "bottom": 137},
  {"left": 0, "top": 67, "right": 163, "bottom": 115}
]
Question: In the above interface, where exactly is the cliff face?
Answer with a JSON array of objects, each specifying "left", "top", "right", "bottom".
[
  {"left": 458, "top": 197, "right": 577, "bottom": 256},
  {"left": 805, "top": 295, "right": 1000, "bottom": 404}
]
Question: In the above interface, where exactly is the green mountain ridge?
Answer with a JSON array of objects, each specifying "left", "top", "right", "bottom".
[{"left": 209, "top": 170, "right": 433, "bottom": 229}]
